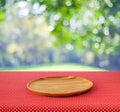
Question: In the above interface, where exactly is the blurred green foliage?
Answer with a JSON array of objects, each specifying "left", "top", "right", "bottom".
[
  {"left": 0, "top": 0, "right": 6, "bottom": 8},
  {"left": 0, "top": 0, "right": 120, "bottom": 70},
  {"left": 27, "top": 0, "right": 120, "bottom": 55},
  {"left": 0, "top": 0, "right": 120, "bottom": 55},
  {"left": 0, "top": 0, "right": 6, "bottom": 22}
]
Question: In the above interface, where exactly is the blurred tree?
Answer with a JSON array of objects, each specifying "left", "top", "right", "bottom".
[
  {"left": 30, "top": 0, "right": 120, "bottom": 55},
  {"left": 0, "top": 0, "right": 120, "bottom": 70},
  {"left": 0, "top": 0, "right": 120, "bottom": 55}
]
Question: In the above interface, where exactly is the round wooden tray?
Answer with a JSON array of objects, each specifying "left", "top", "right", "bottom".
[{"left": 27, "top": 76, "right": 93, "bottom": 97}]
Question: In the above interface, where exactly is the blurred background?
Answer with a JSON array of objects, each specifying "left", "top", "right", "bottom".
[{"left": 0, "top": 0, "right": 120, "bottom": 71}]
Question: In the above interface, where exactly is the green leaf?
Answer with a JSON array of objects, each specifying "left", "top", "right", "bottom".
[{"left": 0, "top": 11, "right": 5, "bottom": 22}]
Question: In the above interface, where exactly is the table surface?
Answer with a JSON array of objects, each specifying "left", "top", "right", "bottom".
[{"left": 0, "top": 72, "right": 120, "bottom": 112}]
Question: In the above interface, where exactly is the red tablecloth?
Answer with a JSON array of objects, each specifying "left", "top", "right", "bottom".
[{"left": 0, "top": 72, "right": 120, "bottom": 112}]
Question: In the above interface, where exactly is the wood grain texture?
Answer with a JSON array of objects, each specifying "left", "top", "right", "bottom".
[{"left": 27, "top": 76, "right": 93, "bottom": 97}]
